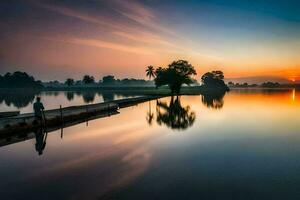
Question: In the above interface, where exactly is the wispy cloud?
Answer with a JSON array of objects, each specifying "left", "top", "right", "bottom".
[
  {"left": 68, "top": 38, "right": 153, "bottom": 55},
  {"left": 34, "top": 0, "right": 189, "bottom": 55}
]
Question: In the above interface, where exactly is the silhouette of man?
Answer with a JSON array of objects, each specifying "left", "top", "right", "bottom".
[
  {"left": 34, "top": 128, "right": 47, "bottom": 155},
  {"left": 33, "top": 97, "right": 45, "bottom": 123}
]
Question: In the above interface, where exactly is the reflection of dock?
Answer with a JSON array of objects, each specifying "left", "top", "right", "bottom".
[
  {"left": 0, "top": 110, "right": 119, "bottom": 148},
  {"left": 0, "top": 96, "right": 160, "bottom": 137}
]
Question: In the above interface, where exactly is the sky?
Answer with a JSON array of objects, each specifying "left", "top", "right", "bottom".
[{"left": 0, "top": 0, "right": 300, "bottom": 82}]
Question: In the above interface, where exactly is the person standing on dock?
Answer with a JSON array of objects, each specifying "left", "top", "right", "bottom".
[{"left": 33, "top": 97, "right": 45, "bottom": 123}]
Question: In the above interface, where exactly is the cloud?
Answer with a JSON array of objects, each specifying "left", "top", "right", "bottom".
[{"left": 68, "top": 38, "right": 154, "bottom": 55}]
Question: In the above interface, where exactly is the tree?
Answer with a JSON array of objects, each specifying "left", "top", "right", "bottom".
[
  {"left": 102, "top": 75, "right": 116, "bottom": 85},
  {"left": 154, "top": 60, "right": 197, "bottom": 95},
  {"left": 82, "top": 75, "right": 95, "bottom": 84},
  {"left": 261, "top": 82, "right": 280, "bottom": 88},
  {"left": 242, "top": 82, "right": 248, "bottom": 87},
  {"left": 0, "top": 71, "right": 43, "bottom": 88},
  {"left": 201, "top": 70, "right": 228, "bottom": 90},
  {"left": 65, "top": 78, "right": 74, "bottom": 86},
  {"left": 228, "top": 81, "right": 234, "bottom": 87},
  {"left": 146, "top": 65, "right": 155, "bottom": 80}
]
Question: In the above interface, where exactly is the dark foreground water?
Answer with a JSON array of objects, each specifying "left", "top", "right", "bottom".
[{"left": 0, "top": 89, "right": 300, "bottom": 200}]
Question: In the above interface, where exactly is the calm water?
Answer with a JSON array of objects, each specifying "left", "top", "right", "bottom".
[
  {"left": 0, "top": 91, "right": 139, "bottom": 113},
  {"left": 0, "top": 89, "right": 300, "bottom": 199}
]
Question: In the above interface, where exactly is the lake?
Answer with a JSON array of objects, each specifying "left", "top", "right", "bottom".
[
  {"left": 0, "top": 90, "right": 140, "bottom": 113},
  {"left": 0, "top": 89, "right": 299, "bottom": 199}
]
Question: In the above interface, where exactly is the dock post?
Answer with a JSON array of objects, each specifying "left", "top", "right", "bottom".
[
  {"left": 60, "top": 105, "right": 63, "bottom": 124},
  {"left": 108, "top": 103, "right": 110, "bottom": 116},
  {"left": 86, "top": 105, "right": 89, "bottom": 126},
  {"left": 60, "top": 105, "right": 64, "bottom": 137},
  {"left": 61, "top": 127, "right": 63, "bottom": 138}
]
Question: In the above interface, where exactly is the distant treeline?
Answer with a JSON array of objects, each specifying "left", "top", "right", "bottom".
[
  {"left": 0, "top": 71, "right": 43, "bottom": 89},
  {"left": 227, "top": 81, "right": 298, "bottom": 88},
  {"left": 0, "top": 71, "right": 298, "bottom": 89},
  {"left": 44, "top": 75, "right": 154, "bottom": 87}
]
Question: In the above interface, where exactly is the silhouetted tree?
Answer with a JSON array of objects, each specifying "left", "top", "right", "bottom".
[
  {"left": 242, "top": 82, "right": 248, "bottom": 87},
  {"left": 156, "top": 96, "right": 196, "bottom": 130},
  {"left": 0, "top": 71, "right": 43, "bottom": 88},
  {"left": 146, "top": 65, "right": 155, "bottom": 80},
  {"left": 154, "top": 60, "right": 197, "bottom": 95},
  {"left": 201, "top": 71, "right": 229, "bottom": 91},
  {"left": 261, "top": 82, "right": 280, "bottom": 88},
  {"left": 65, "top": 78, "right": 74, "bottom": 86},
  {"left": 228, "top": 81, "right": 234, "bottom": 87},
  {"left": 0, "top": 75, "right": 3, "bottom": 86},
  {"left": 102, "top": 75, "right": 116, "bottom": 85},
  {"left": 75, "top": 80, "right": 82, "bottom": 85},
  {"left": 82, "top": 75, "right": 95, "bottom": 84}
]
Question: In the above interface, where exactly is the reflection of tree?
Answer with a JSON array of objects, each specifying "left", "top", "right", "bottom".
[
  {"left": 156, "top": 96, "right": 195, "bottom": 130},
  {"left": 102, "top": 92, "right": 114, "bottom": 102},
  {"left": 82, "top": 92, "right": 96, "bottom": 103},
  {"left": 146, "top": 101, "right": 154, "bottom": 126},
  {"left": 0, "top": 90, "right": 39, "bottom": 108},
  {"left": 65, "top": 92, "right": 74, "bottom": 101},
  {"left": 201, "top": 92, "right": 225, "bottom": 109}
]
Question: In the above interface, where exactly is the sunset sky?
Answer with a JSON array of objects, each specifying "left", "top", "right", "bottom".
[{"left": 0, "top": 0, "right": 300, "bottom": 82}]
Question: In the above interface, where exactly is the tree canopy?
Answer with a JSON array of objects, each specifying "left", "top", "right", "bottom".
[
  {"left": 65, "top": 78, "right": 74, "bottom": 86},
  {"left": 102, "top": 75, "right": 116, "bottom": 85},
  {"left": 0, "top": 71, "right": 43, "bottom": 88},
  {"left": 201, "top": 70, "right": 228, "bottom": 91},
  {"left": 82, "top": 75, "right": 95, "bottom": 84},
  {"left": 146, "top": 65, "right": 155, "bottom": 80},
  {"left": 154, "top": 60, "right": 197, "bottom": 94}
]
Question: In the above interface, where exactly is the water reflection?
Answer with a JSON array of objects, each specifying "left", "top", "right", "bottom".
[
  {"left": 82, "top": 91, "right": 96, "bottom": 103},
  {"left": 155, "top": 96, "right": 196, "bottom": 130},
  {"left": 65, "top": 91, "right": 74, "bottom": 101},
  {"left": 1, "top": 91, "right": 300, "bottom": 199},
  {"left": 201, "top": 92, "right": 225, "bottom": 109},
  {"left": 292, "top": 89, "right": 296, "bottom": 101},
  {"left": 102, "top": 92, "right": 114, "bottom": 102},
  {"left": 0, "top": 90, "right": 39, "bottom": 108},
  {"left": 146, "top": 102, "right": 154, "bottom": 126},
  {"left": 34, "top": 127, "right": 47, "bottom": 156},
  {"left": 0, "top": 91, "right": 140, "bottom": 113}
]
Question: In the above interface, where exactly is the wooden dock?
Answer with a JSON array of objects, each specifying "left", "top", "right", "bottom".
[{"left": 0, "top": 96, "right": 161, "bottom": 136}]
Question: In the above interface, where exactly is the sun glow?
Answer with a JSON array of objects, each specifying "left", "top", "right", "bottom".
[{"left": 292, "top": 89, "right": 296, "bottom": 101}]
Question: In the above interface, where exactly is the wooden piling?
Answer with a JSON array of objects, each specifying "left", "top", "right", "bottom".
[{"left": 60, "top": 105, "right": 63, "bottom": 125}]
